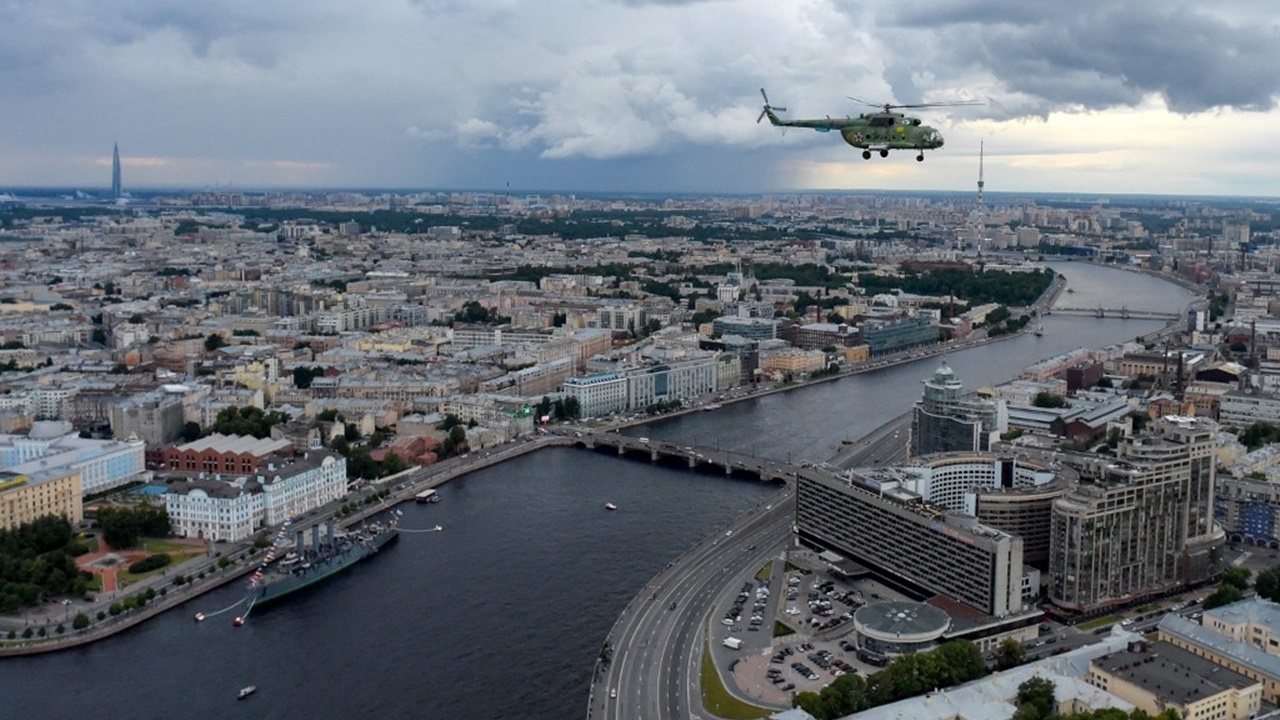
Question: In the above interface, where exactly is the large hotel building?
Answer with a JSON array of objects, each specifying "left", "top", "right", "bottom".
[{"left": 795, "top": 462, "right": 1028, "bottom": 618}]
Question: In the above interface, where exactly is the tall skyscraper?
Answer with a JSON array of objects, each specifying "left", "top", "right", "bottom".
[
  {"left": 111, "top": 142, "right": 122, "bottom": 199},
  {"left": 1048, "top": 416, "right": 1225, "bottom": 612},
  {"left": 910, "top": 362, "right": 1006, "bottom": 456}
]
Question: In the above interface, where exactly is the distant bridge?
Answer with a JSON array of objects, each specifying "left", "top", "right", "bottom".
[
  {"left": 567, "top": 430, "right": 797, "bottom": 482},
  {"left": 1046, "top": 306, "right": 1180, "bottom": 321}
]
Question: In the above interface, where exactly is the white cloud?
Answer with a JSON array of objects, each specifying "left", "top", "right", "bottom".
[{"left": 0, "top": 0, "right": 1277, "bottom": 194}]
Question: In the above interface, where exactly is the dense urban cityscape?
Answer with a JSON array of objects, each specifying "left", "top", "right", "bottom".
[{"left": 2, "top": 174, "right": 1280, "bottom": 720}]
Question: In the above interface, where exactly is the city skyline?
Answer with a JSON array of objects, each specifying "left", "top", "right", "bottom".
[{"left": 2, "top": 1, "right": 1279, "bottom": 196}]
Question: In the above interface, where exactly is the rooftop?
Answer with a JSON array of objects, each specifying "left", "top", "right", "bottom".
[
  {"left": 1094, "top": 640, "right": 1255, "bottom": 705},
  {"left": 853, "top": 600, "right": 951, "bottom": 637},
  {"left": 1158, "top": 613, "right": 1280, "bottom": 679},
  {"left": 1204, "top": 596, "right": 1280, "bottom": 633}
]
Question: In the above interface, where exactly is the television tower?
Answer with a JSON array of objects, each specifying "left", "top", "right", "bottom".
[
  {"left": 975, "top": 140, "right": 986, "bottom": 247},
  {"left": 111, "top": 142, "right": 122, "bottom": 199}
]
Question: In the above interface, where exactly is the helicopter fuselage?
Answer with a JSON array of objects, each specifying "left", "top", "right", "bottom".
[
  {"left": 837, "top": 113, "right": 944, "bottom": 151},
  {"left": 760, "top": 98, "right": 947, "bottom": 160}
]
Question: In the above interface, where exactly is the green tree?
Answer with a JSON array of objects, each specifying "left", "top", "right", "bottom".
[
  {"left": 448, "top": 425, "right": 467, "bottom": 450},
  {"left": 382, "top": 453, "right": 407, "bottom": 476},
  {"left": 1223, "top": 566, "right": 1252, "bottom": 591},
  {"left": 1256, "top": 566, "right": 1280, "bottom": 601},
  {"left": 180, "top": 421, "right": 201, "bottom": 442},
  {"left": 1204, "top": 582, "right": 1244, "bottom": 609},
  {"left": 203, "top": 333, "right": 226, "bottom": 352},
  {"left": 293, "top": 365, "right": 325, "bottom": 389},
  {"left": 562, "top": 396, "right": 581, "bottom": 419},
  {"left": 1012, "top": 676, "right": 1055, "bottom": 720},
  {"left": 72, "top": 612, "right": 90, "bottom": 630},
  {"left": 994, "top": 637, "right": 1026, "bottom": 670},
  {"left": 1032, "top": 392, "right": 1068, "bottom": 409}
]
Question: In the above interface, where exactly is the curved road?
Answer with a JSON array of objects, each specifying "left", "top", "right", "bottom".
[
  {"left": 594, "top": 485, "right": 795, "bottom": 720},
  {"left": 591, "top": 418, "right": 910, "bottom": 720}
]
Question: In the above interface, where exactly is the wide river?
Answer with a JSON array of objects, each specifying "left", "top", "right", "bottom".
[{"left": 5, "top": 262, "right": 1196, "bottom": 720}]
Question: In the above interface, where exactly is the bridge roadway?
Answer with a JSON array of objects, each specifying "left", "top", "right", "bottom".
[
  {"left": 1047, "top": 306, "right": 1180, "bottom": 320},
  {"left": 572, "top": 431, "right": 797, "bottom": 482},
  {"left": 581, "top": 421, "right": 910, "bottom": 720}
]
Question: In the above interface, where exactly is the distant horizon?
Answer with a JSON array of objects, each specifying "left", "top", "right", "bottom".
[{"left": 3, "top": 184, "right": 1279, "bottom": 204}]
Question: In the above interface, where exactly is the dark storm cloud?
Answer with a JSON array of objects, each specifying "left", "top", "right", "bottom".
[{"left": 873, "top": 1, "right": 1280, "bottom": 113}]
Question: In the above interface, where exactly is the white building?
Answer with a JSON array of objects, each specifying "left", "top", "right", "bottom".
[
  {"left": 164, "top": 478, "right": 262, "bottom": 542},
  {"left": 0, "top": 421, "right": 145, "bottom": 496},
  {"left": 165, "top": 452, "right": 347, "bottom": 542},
  {"left": 562, "top": 371, "right": 628, "bottom": 418}
]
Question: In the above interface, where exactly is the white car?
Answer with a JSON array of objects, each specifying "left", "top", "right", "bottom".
[{"left": 609, "top": 688, "right": 617, "bottom": 699}]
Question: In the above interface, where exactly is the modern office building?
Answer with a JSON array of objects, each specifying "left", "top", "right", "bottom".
[
  {"left": 911, "top": 363, "right": 1007, "bottom": 456},
  {"left": 860, "top": 314, "right": 938, "bottom": 356},
  {"left": 1048, "top": 416, "right": 1226, "bottom": 612},
  {"left": 111, "top": 142, "right": 122, "bottom": 199},
  {"left": 711, "top": 316, "right": 777, "bottom": 342},
  {"left": 794, "top": 466, "right": 1025, "bottom": 617}
]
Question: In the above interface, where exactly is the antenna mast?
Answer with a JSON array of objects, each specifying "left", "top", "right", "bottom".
[{"left": 976, "top": 141, "right": 986, "bottom": 248}]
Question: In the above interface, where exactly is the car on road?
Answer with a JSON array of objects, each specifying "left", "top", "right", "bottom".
[{"left": 609, "top": 688, "right": 617, "bottom": 699}]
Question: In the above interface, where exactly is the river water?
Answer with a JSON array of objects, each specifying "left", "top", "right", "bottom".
[{"left": 3, "top": 262, "right": 1196, "bottom": 720}]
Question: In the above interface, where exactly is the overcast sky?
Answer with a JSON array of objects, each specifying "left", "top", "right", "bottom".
[{"left": 3, "top": 0, "right": 1278, "bottom": 197}]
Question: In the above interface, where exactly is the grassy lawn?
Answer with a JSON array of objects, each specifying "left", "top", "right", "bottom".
[
  {"left": 699, "top": 639, "right": 771, "bottom": 719},
  {"left": 136, "top": 538, "right": 205, "bottom": 556},
  {"left": 754, "top": 563, "right": 772, "bottom": 583},
  {"left": 1137, "top": 603, "right": 1161, "bottom": 613},
  {"left": 773, "top": 621, "right": 795, "bottom": 638},
  {"left": 1078, "top": 614, "right": 1124, "bottom": 631},
  {"left": 117, "top": 565, "right": 168, "bottom": 588}
]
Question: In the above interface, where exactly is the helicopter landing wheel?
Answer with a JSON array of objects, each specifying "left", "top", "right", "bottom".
[
  {"left": 916, "top": 153, "right": 924, "bottom": 162},
  {"left": 879, "top": 149, "right": 889, "bottom": 158},
  {"left": 861, "top": 150, "right": 871, "bottom": 160}
]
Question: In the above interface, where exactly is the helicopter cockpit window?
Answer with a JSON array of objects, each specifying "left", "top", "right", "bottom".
[{"left": 911, "top": 118, "right": 921, "bottom": 126}]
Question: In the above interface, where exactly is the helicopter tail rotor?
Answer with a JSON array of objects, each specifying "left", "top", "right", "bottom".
[{"left": 757, "top": 88, "right": 786, "bottom": 124}]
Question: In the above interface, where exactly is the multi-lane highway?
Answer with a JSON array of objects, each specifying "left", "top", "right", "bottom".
[
  {"left": 591, "top": 486, "right": 795, "bottom": 720},
  {"left": 588, "top": 420, "right": 911, "bottom": 720}
]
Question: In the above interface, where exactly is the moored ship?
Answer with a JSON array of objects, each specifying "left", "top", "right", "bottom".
[{"left": 243, "top": 517, "right": 399, "bottom": 610}]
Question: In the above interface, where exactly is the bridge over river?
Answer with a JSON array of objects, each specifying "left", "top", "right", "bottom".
[
  {"left": 1047, "top": 305, "right": 1180, "bottom": 320},
  {"left": 567, "top": 429, "right": 796, "bottom": 482}
]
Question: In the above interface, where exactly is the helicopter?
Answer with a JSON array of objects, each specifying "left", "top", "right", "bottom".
[{"left": 757, "top": 88, "right": 978, "bottom": 161}]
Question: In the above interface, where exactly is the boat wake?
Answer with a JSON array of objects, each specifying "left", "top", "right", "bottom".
[
  {"left": 399, "top": 525, "right": 444, "bottom": 533},
  {"left": 194, "top": 597, "right": 245, "bottom": 622}
]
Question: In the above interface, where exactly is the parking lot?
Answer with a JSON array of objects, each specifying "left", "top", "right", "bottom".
[{"left": 719, "top": 554, "right": 918, "bottom": 703}]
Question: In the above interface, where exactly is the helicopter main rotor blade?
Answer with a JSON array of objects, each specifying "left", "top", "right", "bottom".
[{"left": 893, "top": 100, "right": 984, "bottom": 109}]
